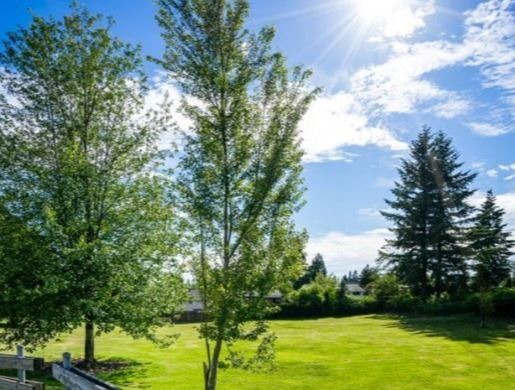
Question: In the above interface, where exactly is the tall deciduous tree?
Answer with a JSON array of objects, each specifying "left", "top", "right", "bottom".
[
  {"left": 155, "top": 1, "right": 318, "bottom": 388},
  {"left": 469, "top": 190, "right": 514, "bottom": 290},
  {"left": 0, "top": 5, "right": 184, "bottom": 365}
]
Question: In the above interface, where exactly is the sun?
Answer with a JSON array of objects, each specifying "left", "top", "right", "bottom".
[{"left": 350, "top": 0, "right": 410, "bottom": 25}]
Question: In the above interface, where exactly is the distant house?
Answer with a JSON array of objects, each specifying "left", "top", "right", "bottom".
[
  {"left": 346, "top": 283, "right": 366, "bottom": 297},
  {"left": 178, "top": 289, "right": 283, "bottom": 322},
  {"left": 183, "top": 289, "right": 204, "bottom": 312},
  {"left": 178, "top": 289, "right": 205, "bottom": 322}
]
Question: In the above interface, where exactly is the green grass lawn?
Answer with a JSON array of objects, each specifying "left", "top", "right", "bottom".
[{"left": 2, "top": 314, "right": 514, "bottom": 389}]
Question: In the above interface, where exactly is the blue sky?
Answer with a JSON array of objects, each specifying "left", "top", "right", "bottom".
[{"left": 1, "top": 0, "right": 514, "bottom": 275}]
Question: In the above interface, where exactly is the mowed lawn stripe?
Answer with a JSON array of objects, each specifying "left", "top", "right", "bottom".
[{"left": 1, "top": 315, "right": 513, "bottom": 389}]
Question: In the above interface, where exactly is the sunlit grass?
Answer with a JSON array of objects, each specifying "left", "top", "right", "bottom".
[{"left": 2, "top": 314, "right": 514, "bottom": 389}]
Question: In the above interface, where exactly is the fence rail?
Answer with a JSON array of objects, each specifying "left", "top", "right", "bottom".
[
  {"left": 52, "top": 353, "right": 117, "bottom": 390},
  {"left": 0, "top": 346, "right": 45, "bottom": 390}
]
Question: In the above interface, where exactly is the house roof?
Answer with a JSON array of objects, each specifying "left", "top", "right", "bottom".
[{"left": 346, "top": 283, "right": 365, "bottom": 293}]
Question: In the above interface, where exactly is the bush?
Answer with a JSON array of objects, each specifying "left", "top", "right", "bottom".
[
  {"left": 469, "top": 288, "right": 515, "bottom": 318},
  {"left": 490, "top": 287, "right": 515, "bottom": 317},
  {"left": 276, "top": 273, "right": 476, "bottom": 318},
  {"left": 339, "top": 295, "right": 378, "bottom": 315},
  {"left": 278, "top": 274, "right": 339, "bottom": 317},
  {"left": 275, "top": 274, "right": 514, "bottom": 319}
]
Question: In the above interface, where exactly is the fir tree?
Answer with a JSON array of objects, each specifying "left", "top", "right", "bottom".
[
  {"left": 339, "top": 276, "right": 348, "bottom": 300},
  {"left": 359, "top": 265, "right": 378, "bottom": 289},
  {"left": 429, "top": 131, "right": 476, "bottom": 296},
  {"left": 381, "top": 128, "right": 435, "bottom": 299},
  {"left": 310, "top": 253, "right": 328, "bottom": 278},
  {"left": 294, "top": 253, "right": 328, "bottom": 289},
  {"left": 381, "top": 127, "right": 476, "bottom": 299},
  {"left": 469, "top": 190, "right": 514, "bottom": 290}
]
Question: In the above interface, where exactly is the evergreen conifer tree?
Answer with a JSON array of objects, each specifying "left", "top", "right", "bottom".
[
  {"left": 381, "top": 127, "right": 476, "bottom": 299},
  {"left": 429, "top": 131, "right": 476, "bottom": 296},
  {"left": 381, "top": 128, "right": 436, "bottom": 299},
  {"left": 469, "top": 190, "right": 514, "bottom": 290}
]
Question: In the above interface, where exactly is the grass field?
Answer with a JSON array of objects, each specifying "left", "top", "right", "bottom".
[{"left": 2, "top": 314, "right": 514, "bottom": 389}]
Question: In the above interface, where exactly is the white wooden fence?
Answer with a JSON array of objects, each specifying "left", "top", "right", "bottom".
[
  {"left": 0, "top": 345, "right": 44, "bottom": 390},
  {"left": 52, "top": 353, "right": 117, "bottom": 390},
  {"left": 0, "top": 347, "right": 118, "bottom": 390}
]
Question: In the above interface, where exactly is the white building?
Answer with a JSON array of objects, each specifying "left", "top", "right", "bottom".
[{"left": 346, "top": 283, "right": 366, "bottom": 297}]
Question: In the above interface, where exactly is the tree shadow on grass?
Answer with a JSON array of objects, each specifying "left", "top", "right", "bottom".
[
  {"left": 0, "top": 368, "right": 59, "bottom": 389},
  {"left": 370, "top": 314, "right": 515, "bottom": 344},
  {"left": 90, "top": 357, "right": 151, "bottom": 388}
]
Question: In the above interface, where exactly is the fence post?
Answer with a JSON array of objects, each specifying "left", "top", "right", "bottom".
[
  {"left": 16, "top": 345, "right": 26, "bottom": 383},
  {"left": 63, "top": 352, "right": 72, "bottom": 390},
  {"left": 62, "top": 352, "right": 72, "bottom": 370}
]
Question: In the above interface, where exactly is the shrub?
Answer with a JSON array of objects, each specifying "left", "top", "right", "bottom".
[
  {"left": 469, "top": 287, "right": 515, "bottom": 318},
  {"left": 490, "top": 287, "right": 515, "bottom": 317},
  {"left": 279, "top": 274, "right": 339, "bottom": 317}
]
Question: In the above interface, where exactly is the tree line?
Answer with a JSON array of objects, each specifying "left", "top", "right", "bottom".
[{"left": 277, "top": 128, "right": 514, "bottom": 321}]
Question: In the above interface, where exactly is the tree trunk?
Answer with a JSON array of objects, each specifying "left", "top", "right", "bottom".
[
  {"left": 435, "top": 243, "right": 443, "bottom": 298},
  {"left": 421, "top": 253, "right": 428, "bottom": 302},
  {"left": 84, "top": 320, "right": 95, "bottom": 367},
  {"left": 205, "top": 339, "right": 222, "bottom": 390}
]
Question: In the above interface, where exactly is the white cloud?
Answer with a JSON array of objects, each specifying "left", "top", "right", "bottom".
[
  {"left": 300, "top": 92, "right": 408, "bottom": 163},
  {"left": 383, "top": 1, "right": 435, "bottom": 38},
  {"left": 464, "top": 0, "right": 515, "bottom": 94},
  {"left": 350, "top": 40, "right": 471, "bottom": 115},
  {"left": 347, "top": 0, "right": 515, "bottom": 134},
  {"left": 0, "top": 68, "right": 21, "bottom": 108},
  {"left": 497, "top": 192, "right": 515, "bottom": 231},
  {"left": 375, "top": 177, "right": 396, "bottom": 188},
  {"left": 430, "top": 98, "right": 471, "bottom": 119},
  {"left": 468, "top": 121, "right": 509, "bottom": 136},
  {"left": 497, "top": 163, "right": 515, "bottom": 180},
  {"left": 274, "top": 0, "right": 514, "bottom": 162},
  {"left": 357, "top": 208, "right": 382, "bottom": 218},
  {"left": 141, "top": 0, "right": 514, "bottom": 164},
  {"left": 307, "top": 228, "right": 392, "bottom": 274},
  {"left": 486, "top": 169, "right": 498, "bottom": 178},
  {"left": 144, "top": 73, "right": 409, "bottom": 163},
  {"left": 143, "top": 73, "right": 193, "bottom": 150},
  {"left": 366, "top": 0, "right": 436, "bottom": 41}
]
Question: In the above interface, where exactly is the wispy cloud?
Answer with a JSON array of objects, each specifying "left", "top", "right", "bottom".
[
  {"left": 300, "top": 92, "right": 408, "bottom": 163},
  {"left": 486, "top": 169, "right": 498, "bottom": 178},
  {"left": 497, "top": 163, "right": 515, "bottom": 180},
  {"left": 346, "top": 0, "right": 515, "bottom": 134},
  {"left": 430, "top": 98, "right": 471, "bottom": 119},
  {"left": 464, "top": 0, "right": 515, "bottom": 95},
  {"left": 350, "top": 40, "right": 470, "bottom": 116},
  {"left": 468, "top": 121, "right": 509, "bottom": 136}
]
